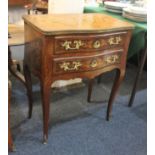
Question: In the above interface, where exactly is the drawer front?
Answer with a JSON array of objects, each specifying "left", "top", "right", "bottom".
[
  {"left": 53, "top": 50, "right": 122, "bottom": 75},
  {"left": 54, "top": 31, "right": 127, "bottom": 55}
]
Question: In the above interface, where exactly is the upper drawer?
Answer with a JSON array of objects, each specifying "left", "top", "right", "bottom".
[{"left": 54, "top": 31, "right": 127, "bottom": 55}]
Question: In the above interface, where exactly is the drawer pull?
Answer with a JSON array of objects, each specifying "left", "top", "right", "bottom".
[
  {"left": 105, "top": 55, "right": 120, "bottom": 64},
  {"left": 90, "top": 59, "right": 98, "bottom": 68},
  {"left": 93, "top": 40, "right": 101, "bottom": 49},
  {"left": 61, "top": 40, "right": 84, "bottom": 50},
  {"left": 108, "top": 36, "right": 122, "bottom": 45},
  {"left": 59, "top": 61, "right": 82, "bottom": 71}
]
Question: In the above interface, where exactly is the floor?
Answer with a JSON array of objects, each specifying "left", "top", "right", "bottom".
[{"left": 9, "top": 64, "right": 147, "bottom": 155}]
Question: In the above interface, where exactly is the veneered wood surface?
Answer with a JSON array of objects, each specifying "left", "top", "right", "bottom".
[
  {"left": 54, "top": 32, "right": 127, "bottom": 55},
  {"left": 23, "top": 13, "right": 134, "bottom": 35},
  {"left": 23, "top": 13, "right": 133, "bottom": 142},
  {"left": 53, "top": 51, "right": 122, "bottom": 75}
]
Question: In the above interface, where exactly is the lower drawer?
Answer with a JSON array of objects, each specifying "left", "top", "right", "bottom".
[{"left": 53, "top": 50, "right": 123, "bottom": 75}]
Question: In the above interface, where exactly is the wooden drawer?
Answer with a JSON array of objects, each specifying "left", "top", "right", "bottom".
[
  {"left": 54, "top": 31, "right": 127, "bottom": 55},
  {"left": 53, "top": 50, "right": 123, "bottom": 75}
]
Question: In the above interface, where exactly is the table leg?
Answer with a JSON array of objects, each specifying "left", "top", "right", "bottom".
[
  {"left": 9, "top": 46, "right": 33, "bottom": 118},
  {"left": 23, "top": 65, "right": 33, "bottom": 118},
  {"left": 128, "top": 32, "right": 147, "bottom": 107},
  {"left": 128, "top": 48, "right": 147, "bottom": 107},
  {"left": 87, "top": 79, "right": 94, "bottom": 103},
  {"left": 8, "top": 126, "right": 15, "bottom": 152},
  {"left": 8, "top": 46, "right": 25, "bottom": 86},
  {"left": 40, "top": 81, "right": 51, "bottom": 144},
  {"left": 97, "top": 74, "right": 102, "bottom": 84},
  {"left": 106, "top": 69, "right": 125, "bottom": 121},
  {"left": 8, "top": 82, "right": 16, "bottom": 152}
]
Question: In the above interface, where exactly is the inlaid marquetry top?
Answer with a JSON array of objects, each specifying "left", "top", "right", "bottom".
[{"left": 23, "top": 13, "right": 134, "bottom": 35}]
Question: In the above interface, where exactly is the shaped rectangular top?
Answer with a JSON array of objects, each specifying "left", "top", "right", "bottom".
[{"left": 23, "top": 13, "right": 134, "bottom": 35}]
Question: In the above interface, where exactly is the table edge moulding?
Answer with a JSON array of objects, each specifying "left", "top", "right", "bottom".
[{"left": 23, "top": 13, "right": 134, "bottom": 143}]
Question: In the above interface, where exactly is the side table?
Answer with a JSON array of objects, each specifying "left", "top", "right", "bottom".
[{"left": 23, "top": 13, "right": 134, "bottom": 143}]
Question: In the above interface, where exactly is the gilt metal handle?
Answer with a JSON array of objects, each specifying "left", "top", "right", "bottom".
[
  {"left": 90, "top": 59, "right": 98, "bottom": 68},
  {"left": 108, "top": 36, "right": 122, "bottom": 45},
  {"left": 105, "top": 55, "right": 120, "bottom": 64},
  {"left": 93, "top": 40, "right": 101, "bottom": 49},
  {"left": 59, "top": 61, "right": 82, "bottom": 71},
  {"left": 61, "top": 40, "right": 84, "bottom": 50}
]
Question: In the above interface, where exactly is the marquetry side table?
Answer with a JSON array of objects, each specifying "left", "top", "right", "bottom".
[{"left": 23, "top": 13, "right": 134, "bottom": 143}]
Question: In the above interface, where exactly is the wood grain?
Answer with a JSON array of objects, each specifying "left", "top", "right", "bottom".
[
  {"left": 23, "top": 13, "right": 134, "bottom": 35},
  {"left": 23, "top": 14, "right": 134, "bottom": 142}
]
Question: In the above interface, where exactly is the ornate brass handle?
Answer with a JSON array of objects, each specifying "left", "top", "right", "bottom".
[
  {"left": 93, "top": 40, "right": 101, "bottom": 49},
  {"left": 90, "top": 59, "right": 98, "bottom": 68},
  {"left": 59, "top": 61, "right": 82, "bottom": 71},
  {"left": 105, "top": 55, "right": 120, "bottom": 64},
  {"left": 108, "top": 36, "right": 122, "bottom": 45},
  {"left": 61, "top": 40, "right": 84, "bottom": 50}
]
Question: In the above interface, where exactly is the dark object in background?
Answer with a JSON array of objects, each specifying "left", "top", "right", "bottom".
[{"left": 8, "top": 33, "right": 11, "bottom": 38}]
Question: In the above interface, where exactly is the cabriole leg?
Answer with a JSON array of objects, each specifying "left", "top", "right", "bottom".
[
  {"left": 106, "top": 69, "right": 125, "bottom": 121},
  {"left": 87, "top": 79, "right": 94, "bottom": 103},
  {"left": 40, "top": 81, "right": 51, "bottom": 144},
  {"left": 23, "top": 65, "right": 33, "bottom": 119}
]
